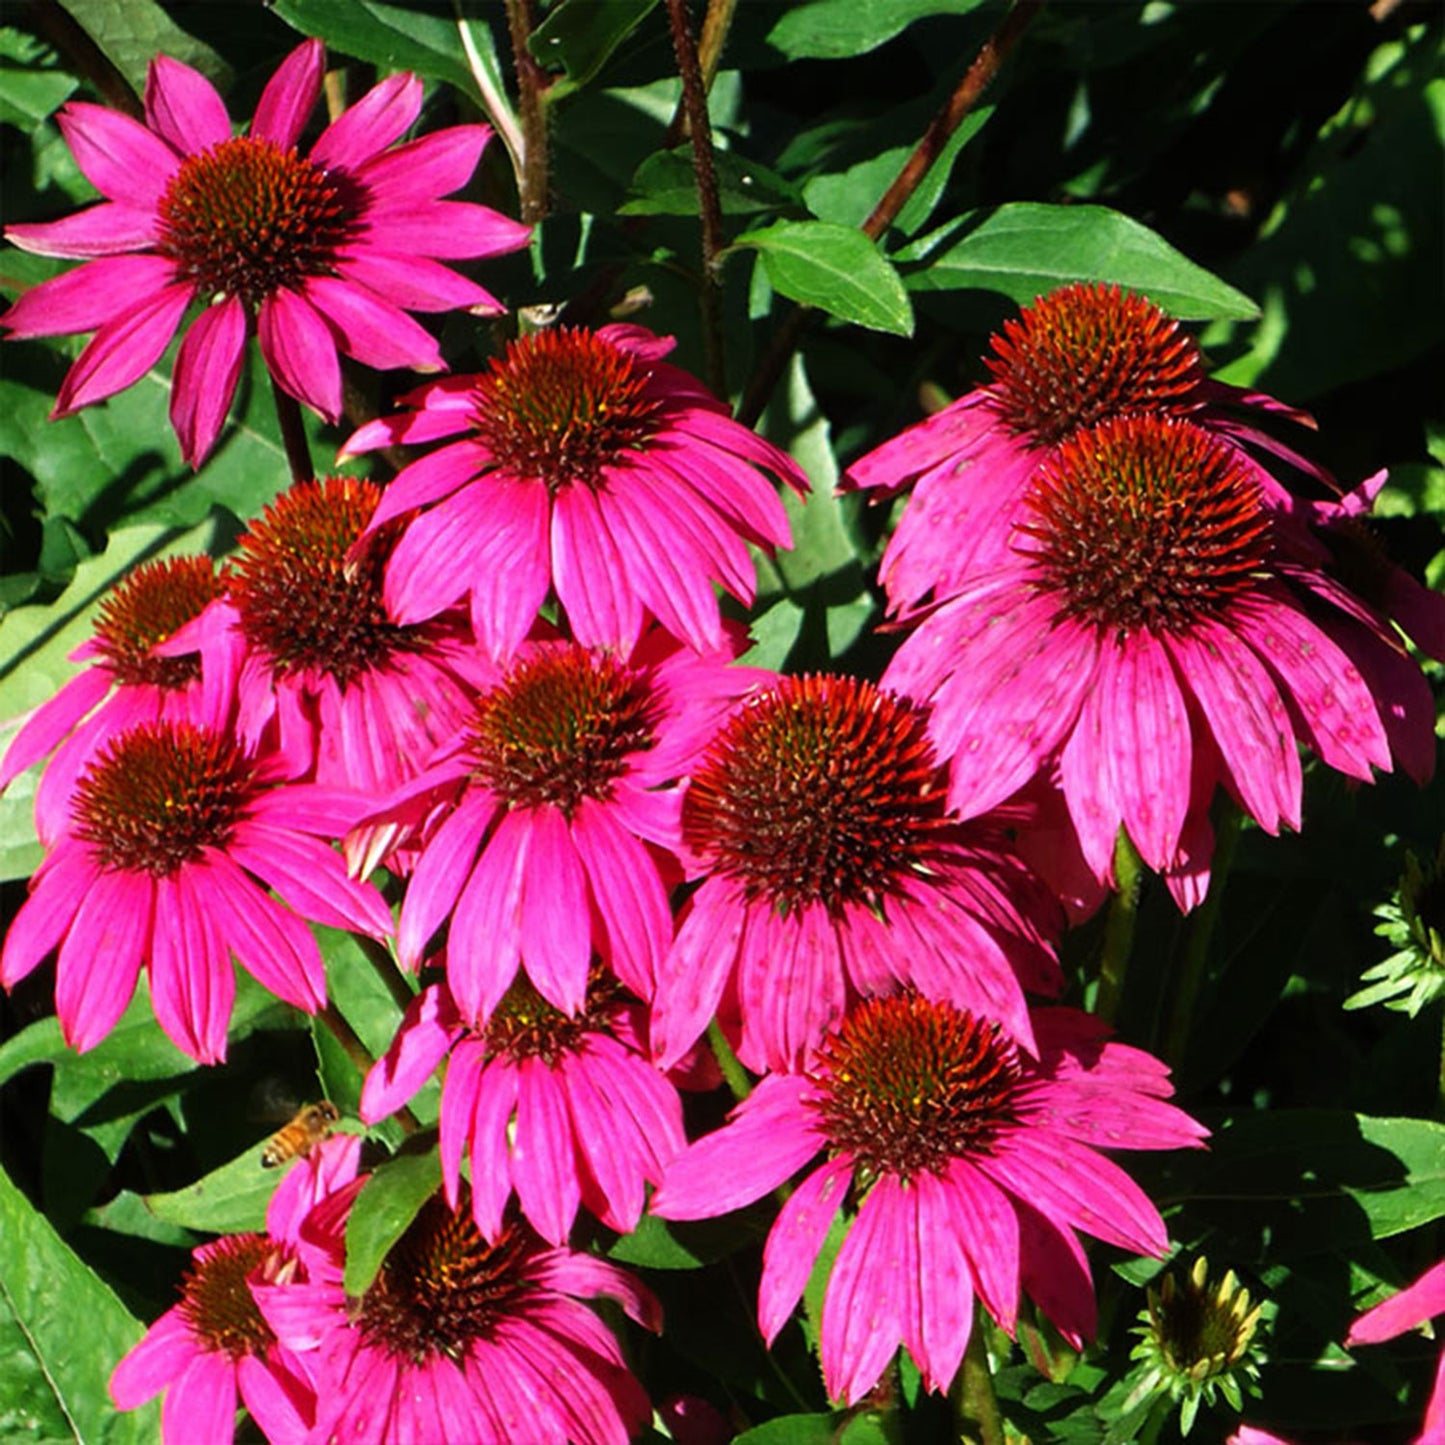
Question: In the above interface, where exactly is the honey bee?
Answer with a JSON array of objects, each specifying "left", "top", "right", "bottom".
[{"left": 261, "top": 1101, "right": 340, "bottom": 1168}]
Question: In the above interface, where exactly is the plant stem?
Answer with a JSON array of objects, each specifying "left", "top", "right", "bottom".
[
  {"left": 953, "top": 1308, "right": 1004, "bottom": 1445},
  {"left": 503, "top": 0, "right": 551, "bottom": 225},
  {"left": 665, "top": 0, "right": 727, "bottom": 397},
  {"left": 271, "top": 378, "right": 314, "bottom": 482},
  {"left": 736, "top": 0, "right": 1043, "bottom": 428},
  {"left": 664, "top": 0, "right": 739, "bottom": 143},
  {"left": 1095, "top": 829, "right": 1144, "bottom": 1026},
  {"left": 863, "top": 0, "right": 1043, "bottom": 241},
  {"left": 354, "top": 935, "right": 417, "bottom": 1018},
  {"left": 706, "top": 1018, "right": 753, "bottom": 1105},
  {"left": 1163, "top": 800, "right": 1243, "bottom": 1069}
]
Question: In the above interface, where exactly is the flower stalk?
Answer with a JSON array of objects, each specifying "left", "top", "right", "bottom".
[{"left": 665, "top": 0, "right": 728, "bottom": 397}]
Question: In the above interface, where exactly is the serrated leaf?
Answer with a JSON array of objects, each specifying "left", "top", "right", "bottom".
[
  {"left": 766, "top": 0, "right": 989, "bottom": 61},
  {"left": 343, "top": 1142, "right": 441, "bottom": 1296},
  {"left": 733, "top": 221, "right": 914, "bottom": 336},
  {"left": 0, "top": 1162, "right": 156, "bottom": 1444},
  {"left": 528, "top": 0, "right": 658, "bottom": 98},
  {"left": 622, "top": 146, "right": 805, "bottom": 217},
  {"left": 901, "top": 202, "right": 1259, "bottom": 320}
]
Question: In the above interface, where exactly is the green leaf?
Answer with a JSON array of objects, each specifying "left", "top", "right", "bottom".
[
  {"left": 732, "top": 221, "right": 914, "bottom": 336},
  {"left": 1206, "top": 28, "right": 1444, "bottom": 398},
  {"left": 146, "top": 1119, "right": 365, "bottom": 1234},
  {"left": 528, "top": 0, "right": 658, "bottom": 98},
  {"left": 1190, "top": 1110, "right": 1445, "bottom": 1248},
  {"left": 0, "top": 1162, "right": 156, "bottom": 1444},
  {"left": 766, "top": 0, "right": 989, "bottom": 61},
  {"left": 751, "top": 357, "right": 876, "bottom": 670},
  {"left": 622, "top": 147, "right": 806, "bottom": 217},
  {"left": 0, "top": 32, "right": 78, "bottom": 128},
  {"left": 60, "top": 0, "right": 230, "bottom": 96},
  {"left": 901, "top": 202, "right": 1260, "bottom": 320},
  {"left": 311, "top": 926, "right": 432, "bottom": 1139},
  {"left": 273, "top": 0, "right": 487, "bottom": 102},
  {"left": 735, "top": 1414, "right": 839, "bottom": 1445},
  {"left": 343, "top": 1142, "right": 441, "bottom": 1296},
  {"left": 802, "top": 108, "right": 991, "bottom": 238}
]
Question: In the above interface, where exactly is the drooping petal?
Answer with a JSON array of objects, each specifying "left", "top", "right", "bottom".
[
  {"left": 650, "top": 880, "right": 745, "bottom": 1071},
  {"left": 1235, "top": 592, "right": 1391, "bottom": 781},
  {"left": 468, "top": 1056, "right": 519, "bottom": 1239},
  {"left": 512, "top": 1058, "right": 582, "bottom": 1245},
  {"left": 552, "top": 481, "right": 643, "bottom": 653},
  {"left": 438, "top": 1039, "right": 486, "bottom": 1210},
  {"left": 518, "top": 809, "right": 591, "bottom": 1016},
  {"left": 652, "top": 1074, "right": 821, "bottom": 1219},
  {"left": 0, "top": 846, "right": 102, "bottom": 987},
  {"left": 257, "top": 288, "right": 342, "bottom": 421},
  {"left": 55, "top": 868, "right": 152, "bottom": 1052},
  {"left": 110, "top": 1308, "right": 192, "bottom": 1408},
  {"left": 54, "top": 283, "right": 194, "bottom": 414},
  {"left": 395, "top": 790, "right": 495, "bottom": 967},
  {"left": 361, "top": 984, "right": 459, "bottom": 1124},
  {"left": 149, "top": 868, "right": 234, "bottom": 1063},
  {"left": 160, "top": 1352, "right": 238, "bottom": 1445},
  {"left": 449, "top": 811, "right": 531, "bottom": 1024},
  {"left": 571, "top": 801, "right": 671, "bottom": 999},
  {"left": 198, "top": 855, "right": 326, "bottom": 1013},
  {"left": 758, "top": 1157, "right": 850, "bottom": 1344},
  {"left": 303, "top": 275, "right": 445, "bottom": 373},
  {"left": 821, "top": 1176, "right": 915, "bottom": 1404},
  {"left": 1165, "top": 621, "right": 1302, "bottom": 834},
  {"left": 170, "top": 295, "right": 247, "bottom": 467}
]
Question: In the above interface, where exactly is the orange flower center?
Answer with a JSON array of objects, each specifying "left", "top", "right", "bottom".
[{"left": 157, "top": 135, "right": 363, "bottom": 305}]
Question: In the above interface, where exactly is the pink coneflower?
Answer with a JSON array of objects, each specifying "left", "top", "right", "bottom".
[
  {"left": 653, "top": 995, "right": 1206, "bottom": 1405},
  {"left": 254, "top": 1184, "right": 659, "bottom": 1444},
  {"left": 844, "top": 282, "right": 1332, "bottom": 618},
  {"left": 361, "top": 972, "right": 685, "bottom": 1245},
  {"left": 111, "top": 1134, "right": 360, "bottom": 1445},
  {"left": 341, "top": 323, "right": 806, "bottom": 657},
  {"left": 1348, "top": 1258, "right": 1445, "bottom": 1445},
  {"left": 363, "top": 626, "right": 762, "bottom": 1022},
  {"left": 2, "top": 41, "right": 529, "bottom": 466},
  {"left": 0, "top": 555, "right": 234, "bottom": 846},
  {"left": 180, "top": 475, "right": 488, "bottom": 872},
  {"left": 884, "top": 413, "right": 1404, "bottom": 909},
  {"left": 1292, "top": 468, "right": 1445, "bottom": 785},
  {"left": 649, "top": 673, "right": 1062, "bottom": 1074},
  {"left": 1, "top": 719, "right": 392, "bottom": 1062}
]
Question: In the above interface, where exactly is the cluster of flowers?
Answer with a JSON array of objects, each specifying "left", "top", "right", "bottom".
[{"left": 4, "top": 38, "right": 1442, "bottom": 1445}]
